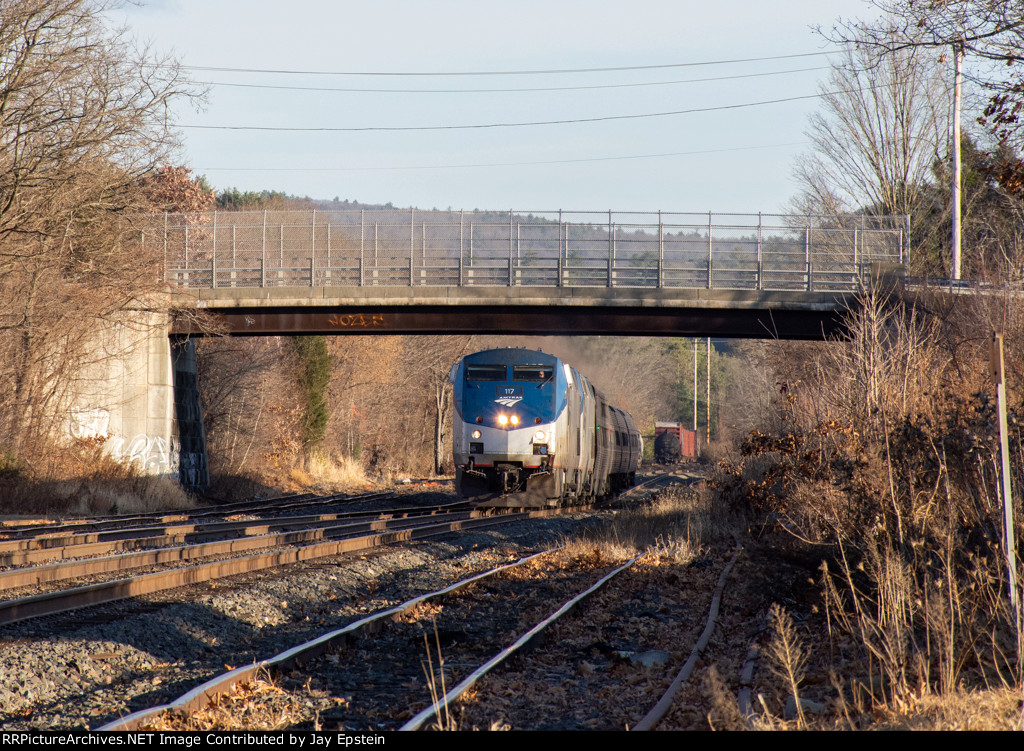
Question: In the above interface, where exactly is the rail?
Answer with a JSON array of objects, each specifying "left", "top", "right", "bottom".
[{"left": 151, "top": 209, "right": 909, "bottom": 294}]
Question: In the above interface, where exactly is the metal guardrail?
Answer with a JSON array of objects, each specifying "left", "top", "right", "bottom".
[{"left": 151, "top": 209, "right": 909, "bottom": 293}]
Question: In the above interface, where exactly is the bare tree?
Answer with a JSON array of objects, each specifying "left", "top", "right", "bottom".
[
  {"left": 0, "top": 0, "right": 199, "bottom": 241},
  {"left": 829, "top": 1, "right": 1023, "bottom": 62},
  {"left": 823, "top": 1, "right": 1024, "bottom": 151},
  {"left": 792, "top": 43, "right": 951, "bottom": 220},
  {"left": 198, "top": 337, "right": 303, "bottom": 482},
  {"left": 395, "top": 336, "right": 477, "bottom": 476},
  {"left": 0, "top": 0, "right": 201, "bottom": 457}
]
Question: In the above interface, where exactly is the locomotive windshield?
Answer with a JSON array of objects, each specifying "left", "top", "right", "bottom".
[
  {"left": 454, "top": 349, "right": 566, "bottom": 425},
  {"left": 513, "top": 365, "right": 553, "bottom": 382},
  {"left": 465, "top": 364, "right": 507, "bottom": 381}
]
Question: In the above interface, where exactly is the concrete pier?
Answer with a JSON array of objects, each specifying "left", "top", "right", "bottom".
[{"left": 65, "top": 310, "right": 207, "bottom": 490}]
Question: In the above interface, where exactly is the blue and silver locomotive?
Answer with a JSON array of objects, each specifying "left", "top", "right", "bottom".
[{"left": 450, "top": 348, "right": 641, "bottom": 506}]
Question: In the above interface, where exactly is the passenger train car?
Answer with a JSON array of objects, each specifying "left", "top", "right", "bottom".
[{"left": 450, "top": 348, "right": 641, "bottom": 506}]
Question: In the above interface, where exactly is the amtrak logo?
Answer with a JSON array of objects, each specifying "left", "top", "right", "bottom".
[{"left": 494, "top": 396, "right": 523, "bottom": 407}]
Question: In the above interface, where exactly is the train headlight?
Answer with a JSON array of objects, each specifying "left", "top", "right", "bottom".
[
  {"left": 498, "top": 414, "right": 508, "bottom": 426},
  {"left": 510, "top": 415, "right": 520, "bottom": 426},
  {"left": 534, "top": 430, "right": 547, "bottom": 442},
  {"left": 471, "top": 430, "right": 481, "bottom": 439}
]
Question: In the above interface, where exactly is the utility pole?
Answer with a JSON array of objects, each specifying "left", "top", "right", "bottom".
[
  {"left": 990, "top": 333, "right": 1020, "bottom": 653},
  {"left": 692, "top": 339, "right": 698, "bottom": 450},
  {"left": 706, "top": 337, "right": 711, "bottom": 446},
  {"left": 952, "top": 43, "right": 964, "bottom": 280}
]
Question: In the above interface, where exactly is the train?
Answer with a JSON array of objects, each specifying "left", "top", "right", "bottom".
[{"left": 450, "top": 348, "right": 641, "bottom": 507}]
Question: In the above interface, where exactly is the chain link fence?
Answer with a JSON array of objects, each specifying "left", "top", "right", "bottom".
[{"left": 149, "top": 209, "right": 908, "bottom": 292}]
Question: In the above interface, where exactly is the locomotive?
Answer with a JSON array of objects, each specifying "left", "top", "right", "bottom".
[{"left": 450, "top": 348, "right": 641, "bottom": 506}]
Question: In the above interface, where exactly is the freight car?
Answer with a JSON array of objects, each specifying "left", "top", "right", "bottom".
[
  {"left": 654, "top": 421, "right": 697, "bottom": 462},
  {"left": 450, "top": 348, "right": 641, "bottom": 506}
]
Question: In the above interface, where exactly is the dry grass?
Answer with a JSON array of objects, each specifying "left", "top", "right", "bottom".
[
  {"left": 558, "top": 484, "right": 729, "bottom": 565},
  {"left": 0, "top": 442, "right": 193, "bottom": 516},
  {"left": 766, "top": 603, "right": 810, "bottom": 729},
  {"left": 308, "top": 451, "right": 369, "bottom": 487},
  {"left": 825, "top": 687, "right": 1024, "bottom": 730},
  {"left": 61, "top": 475, "right": 193, "bottom": 515},
  {"left": 421, "top": 620, "right": 459, "bottom": 731},
  {"left": 703, "top": 665, "right": 748, "bottom": 731},
  {"left": 287, "top": 467, "right": 313, "bottom": 489},
  {"left": 142, "top": 671, "right": 342, "bottom": 731},
  {"left": 289, "top": 450, "right": 369, "bottom": 492},
  {"left": 72, "top": 447, "right": 193, "bottom": 514}
]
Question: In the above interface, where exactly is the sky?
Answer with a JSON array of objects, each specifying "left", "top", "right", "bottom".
[{"left": 118, "top": 0, "right": 884, "bottom": 215}]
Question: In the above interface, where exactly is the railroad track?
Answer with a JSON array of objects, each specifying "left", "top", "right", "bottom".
[
  {"left": 0, "top": 504, "right": 467, "bottom": 570},
  {"left": 0, "top": 499, "right": 473, "bottom": 585},
  {"left": 0, "top": 505, "right": 577, "bottom": 626},
  {"left": 103, "top": 539, "right": 746, "bottom": 731},
  {"left": 95, "top": 471, "right": 738, "bottom": 732},
  {"left": 0, "top": 489, "right": 399, "bottom": 546},
  {"left": 0, "top": 471, "right": 684, "bottom": 625},
  {"left": 99, "top": 547, "right": 651, "bottom": 731},
  {"left": 3, "top": 470, "right": 707, "bottom": 729}
]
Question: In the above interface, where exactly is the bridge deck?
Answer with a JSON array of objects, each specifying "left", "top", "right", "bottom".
[
  {"left": 174, "top": 286, "right": 868, "bottom": 339},
  {"left": 158, "top": 209, "right": 907, "bottom": 339}
]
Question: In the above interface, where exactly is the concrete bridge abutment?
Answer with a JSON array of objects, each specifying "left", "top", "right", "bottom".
[{"left": 65, "top": 308, "right": 208, "bottom": 491}]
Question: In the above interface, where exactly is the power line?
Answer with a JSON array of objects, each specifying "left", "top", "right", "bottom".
[
  {"left": 198, "top": 66, "right": 828, "bottom": 94},
  {"left": 178, "top": 89, "right": 844, "bottom": 132},
  {"left": 181, "top": 51, "right": 835, "bottom": 77},
  {"left": 198, "top": 141, "right": 808, "bottom": 173}
]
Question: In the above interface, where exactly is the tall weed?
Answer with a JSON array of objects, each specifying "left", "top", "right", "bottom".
[{"left": 720, "top": 289, "right": 1024, "bottom": 705}]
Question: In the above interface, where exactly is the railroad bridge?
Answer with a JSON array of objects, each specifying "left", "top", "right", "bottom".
[{"left": 88, "top": 208, "right": 911, "bottom": 490}]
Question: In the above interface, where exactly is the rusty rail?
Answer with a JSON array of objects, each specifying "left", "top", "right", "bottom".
[
  {"left": 401, "top": 554, "right": 642, "bottom": 731},
  {"left": 0, "top": 506, "right": 583, "bottom": 626},
  {"left": 0, "top": 507, "right": 503, "bottom": 591}
]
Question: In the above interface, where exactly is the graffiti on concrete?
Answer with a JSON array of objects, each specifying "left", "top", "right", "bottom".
[
  {"left": 68, "top": 406, "right": 184, "bottom": 479},
  {"left": 177, "top": 449, "right": 206, "bottom": 488},
  {"left": 107, "top": 434, "right": 180, "bottom": 476},
  {"left": 69, "top": 408, "right": 111, "bottom": 440}
]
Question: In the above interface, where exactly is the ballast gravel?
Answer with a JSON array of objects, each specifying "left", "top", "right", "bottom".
[{"left": 0, "top": 505, "right": 602, "bottom": 730}]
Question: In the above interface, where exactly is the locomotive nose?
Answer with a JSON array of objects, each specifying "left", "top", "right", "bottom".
[
  {"left": 467, "top": 425, "right": 537, "bottom": 457},
  {"left": 475, "top": 430, "right": 512, "bottom": 452}
]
